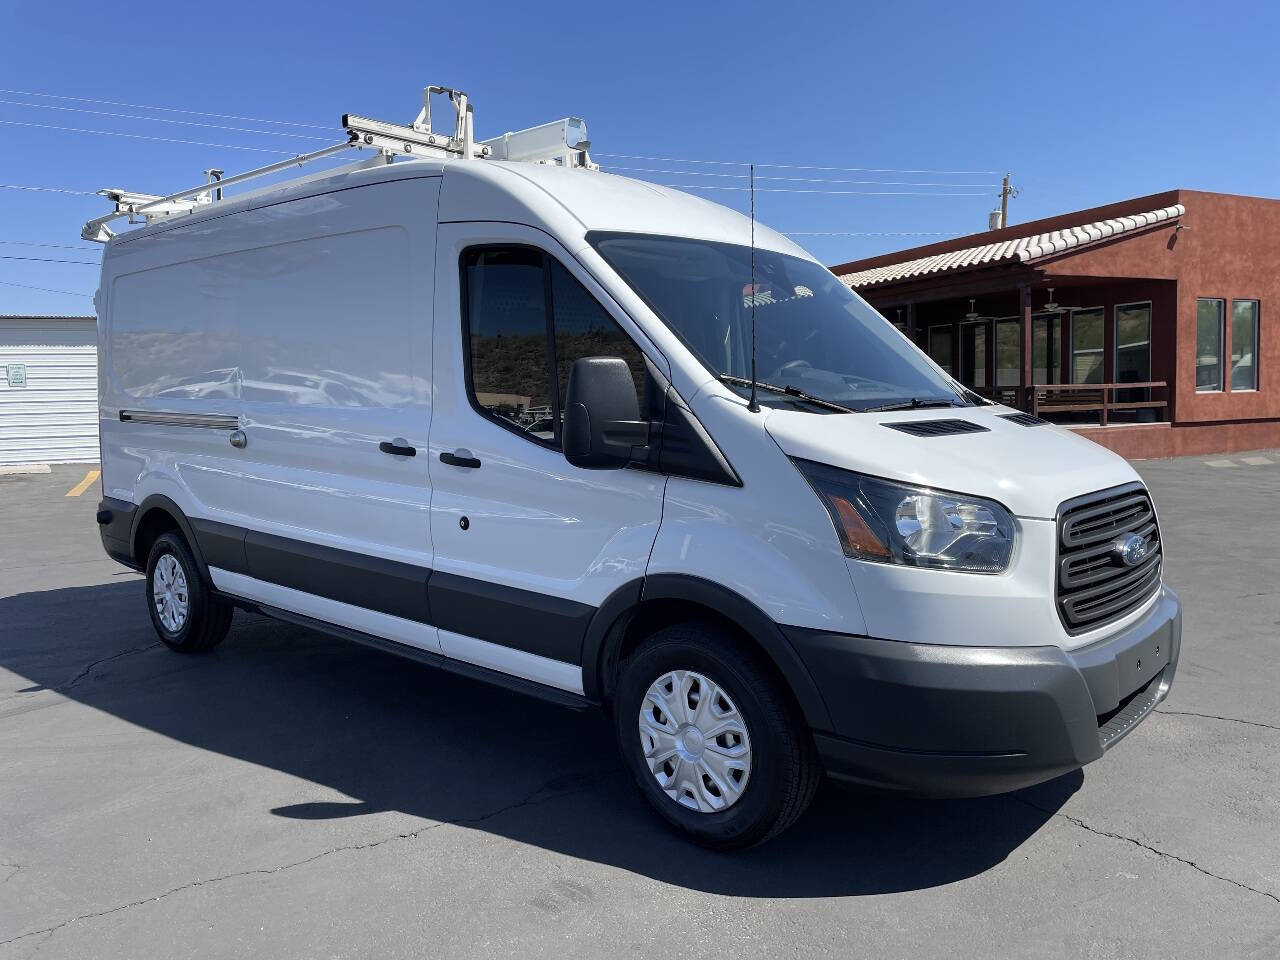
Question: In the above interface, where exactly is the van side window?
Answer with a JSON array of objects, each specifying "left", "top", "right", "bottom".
[
  {"left": 462, "top": 247, "right": 648, "bottom": 448},
  {"left": 550, "top": 260, "right": 647, "bottom": 418},
  {"left": 464, "top": 248, "right": 556, "bottom": 442}
]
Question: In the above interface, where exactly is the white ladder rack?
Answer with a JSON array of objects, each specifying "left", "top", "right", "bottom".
[{"left": 83, "top": 85, "right": 595, "bottom": 242}]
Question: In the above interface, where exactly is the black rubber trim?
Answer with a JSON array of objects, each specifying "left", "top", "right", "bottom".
[
  {"left": 653, "top": 386, "right": 741, "bottom": 486},
  {"left": 129, "top": 495, "right": 213, "bottom": 581},
  {"left": 189, "top": 518, "right": 248, "bottom": 574},
  {"left": 242, "top": 529, "right": 432, "bottom": 625},
  {"left": 428, "top": 570, "right": 594, "bottom": 663},
  {"left": 97, "top": 497, "right": 139, "bottom": 569},
  {"left": 234, "top": 597, "right": 593, "bottom": 711},
  {"left": 635, "top": 574, "right": 834, "bottom": 732}
]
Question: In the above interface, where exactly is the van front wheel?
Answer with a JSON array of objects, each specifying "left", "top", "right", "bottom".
[
  {"left": 145, "top": 532, "right": 232, "bottom": 653},
  {"left": 614, "top": 622, "right": 820, "bottom": 849}
]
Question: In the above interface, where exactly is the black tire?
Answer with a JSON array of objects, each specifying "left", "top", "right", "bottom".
[
  {"left": 614, "top": 621, "right": 820, "bottom": 849},
  {"left": 144, "top": 532, "right": 232, "bottom": 653}
]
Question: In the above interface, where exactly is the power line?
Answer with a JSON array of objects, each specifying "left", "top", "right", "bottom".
[
  {"left": 0, "top": 98, "right": 332, "bottom": 142},
  {"left": 0, "top": 119, "right": 298, "bottom": 155},
  {"left": 604, "top": 165, "right": 999, "bottom": 188},
  {"left": 0, "top": 183, "right": 97, "bottom": 196},
  {"left": 0, "top": 255, "right": 99, "bottom": 265},
  {"left": 0, "top": 278, "right": 92, "bottom": 297},
  {"left": 0, "top": 87, "right": 331, "bottom": 131},
  {"left": 0, "top": 239, "right": 100, "bottom": 251},
  {"left": 663, "top": 183, "right": 987, "bottom": 197},
  {"left": 597, "top": 153, "right": 1003, "bottom": 176}
]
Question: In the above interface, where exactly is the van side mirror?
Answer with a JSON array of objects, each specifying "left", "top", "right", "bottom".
[{"left": 563, "top": 357, "right": 648, "bottom": 469}]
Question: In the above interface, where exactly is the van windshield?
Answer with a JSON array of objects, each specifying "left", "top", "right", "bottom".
[{"left": 590, "top": 232, "right": 968, "bottom": 412}]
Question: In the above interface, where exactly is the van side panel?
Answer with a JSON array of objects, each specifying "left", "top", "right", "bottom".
[{"left": 100, "top": 177, "right": 440, "bottom": 625}]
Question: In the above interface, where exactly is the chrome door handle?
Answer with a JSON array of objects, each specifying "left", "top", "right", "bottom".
[{"left": 439, "top": 450, "right": 481, "bottom": 468}]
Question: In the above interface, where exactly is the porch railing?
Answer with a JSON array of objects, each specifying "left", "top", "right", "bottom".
[
  {"left": 972, "top": 382, "right": 1169, "bottom": 425},
  {"left": 1030, "top": 381, "right": 1168, "bottom": 426}
]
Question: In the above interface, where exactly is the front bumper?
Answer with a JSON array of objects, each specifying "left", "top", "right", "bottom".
[{"left": 786, "top": 586, "right": 1181, "bottom": 797}]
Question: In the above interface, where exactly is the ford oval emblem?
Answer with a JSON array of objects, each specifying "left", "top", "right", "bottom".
[{"left": 1112, "top": 532, "right": 1149, "bottom": 567}]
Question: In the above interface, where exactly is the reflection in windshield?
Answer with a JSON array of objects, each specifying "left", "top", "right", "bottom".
[{"left": 590, "top": 233, "right": 966, "bottom": 412}]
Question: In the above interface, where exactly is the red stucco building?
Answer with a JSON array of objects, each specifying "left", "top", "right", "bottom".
[{"left": 831, "top": 190, "right": 1278, "bottom": 458}]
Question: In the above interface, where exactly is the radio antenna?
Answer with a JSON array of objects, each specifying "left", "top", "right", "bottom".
[{"left": 747, "top": 162, "right": 760, "bottom": 413}]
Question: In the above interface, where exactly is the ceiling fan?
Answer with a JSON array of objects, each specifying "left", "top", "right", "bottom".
[{"left": 1040, "top": 287, "right": 1066, "bottom": 314}]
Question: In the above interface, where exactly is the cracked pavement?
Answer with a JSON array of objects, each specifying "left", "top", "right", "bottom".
[{"left": 1, "top": 458, "right": 1278, "bottom": 959}]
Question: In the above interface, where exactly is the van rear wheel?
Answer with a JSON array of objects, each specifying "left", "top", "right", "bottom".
[
  {"left": 614, "top": 622, "right": 820, "bottom": 849},
  {"left": 144, "top": 532, "right": 232, "bottom": 653}
]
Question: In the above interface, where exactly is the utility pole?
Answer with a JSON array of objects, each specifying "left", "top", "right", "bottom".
[{"left": 999, "top": 174, "right": 1020, "bottom": 229}]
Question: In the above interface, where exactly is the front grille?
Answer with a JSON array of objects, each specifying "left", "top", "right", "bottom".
[{"left": 1056, "top": 484, "right": 1162, "bottom": 634}]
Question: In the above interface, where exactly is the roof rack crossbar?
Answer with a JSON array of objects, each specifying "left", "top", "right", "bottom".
[
  {"left": 82, "top": 85, "right": 596, "bottom": 243},
  {"left": 82, "top": 139, "right": 358, "bottom": 241}
]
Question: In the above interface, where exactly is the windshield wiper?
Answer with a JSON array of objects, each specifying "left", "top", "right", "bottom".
[
  {"left": 861, "top": 396, "right": 965, "bottom": 413},
  {"left": 719, "top": 374, "right": 855, "bottom": 414}
]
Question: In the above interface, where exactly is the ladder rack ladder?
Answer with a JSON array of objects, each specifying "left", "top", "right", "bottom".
[{"left": 83, "top": 85, "right": 594, "bottom": 242}]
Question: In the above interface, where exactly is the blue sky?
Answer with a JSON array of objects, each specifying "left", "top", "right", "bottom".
[{"left": 2, "top": 0, "right": 1277, "bottom": 315}]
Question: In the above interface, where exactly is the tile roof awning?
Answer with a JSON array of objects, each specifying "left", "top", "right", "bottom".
[{"left": 838, "top": 203, "right": 1185, "bottom": 289}]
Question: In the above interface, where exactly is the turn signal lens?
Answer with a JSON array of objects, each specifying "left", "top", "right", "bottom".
[{"left": 828, "top": 493, "right": 891, "bottom": 560}]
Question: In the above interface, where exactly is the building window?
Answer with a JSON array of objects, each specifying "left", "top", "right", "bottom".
[
  {"left": 1033, "top": 314, "right": 1063, "bottom": 385},
  {"left": 1231, "top": 300, "right": 1259, "bottom": 391},
  {"left": 960, "top": 322, "right": 986, "bottom": 387},
  {"left": 995, "top": 319, "right": 1020, "bottom": 386},
  {"left": 1196, "top": 298, "right": 1225, "bottom": 392},
  {"left": 463, "top": 246, "right": 647, "bottom": 448},
  {"left": 1115, "top": 302, "right": 1152, "bottom": 402},
  {"left": 928, "top": 326, "right": 953, "bottom": 375},
  {"left": 1071, "top": 308, "right": 1104, "bottom": 384}
]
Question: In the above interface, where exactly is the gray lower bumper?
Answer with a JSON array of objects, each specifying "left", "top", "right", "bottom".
[{"left": 786, "top": 587, "right": 1182, "bottom": 797}]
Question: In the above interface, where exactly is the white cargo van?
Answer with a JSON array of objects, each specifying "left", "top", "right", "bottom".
[{"left": 88, "top": 90, "right": 1180, "bottom": 848}]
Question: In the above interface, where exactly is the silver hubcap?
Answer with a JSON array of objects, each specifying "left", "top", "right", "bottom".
[
  {"left": 638, "top": 669, "right": 752, "bottom": 813},
  {"left": 153, "top": 554, "right": 189, "bottom": 633}
]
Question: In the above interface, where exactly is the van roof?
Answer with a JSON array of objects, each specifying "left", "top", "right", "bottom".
[
  {"left": 105, "top": 157, "right": 810, "bottom": 261},
  {"left": 441, "top": 161, "right": 808, "bottom": 258}
]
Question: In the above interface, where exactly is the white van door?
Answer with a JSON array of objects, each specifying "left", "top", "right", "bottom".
[
  {"left": 428, "top": 223, "right": 666, "bottom": 692},
  {"left": 214, "top": 177, "right": 440, "bottom": 650}
]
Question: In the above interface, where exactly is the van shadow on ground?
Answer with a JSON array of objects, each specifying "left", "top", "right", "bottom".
[{"left": 0, "top": 580, "right": 1080, "bottom": 898}]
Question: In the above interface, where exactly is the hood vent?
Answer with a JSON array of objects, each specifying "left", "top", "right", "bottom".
[
  {"left": 1001, "top": 412, "right": 1048, "bottom": 427},
  {"left": 883, "top": 419, "right": 990, "bottom": 437}
]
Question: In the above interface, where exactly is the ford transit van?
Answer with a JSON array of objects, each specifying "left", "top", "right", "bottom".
[{"left": 90, "top": 97, "right": 1180, "bottom": 848}]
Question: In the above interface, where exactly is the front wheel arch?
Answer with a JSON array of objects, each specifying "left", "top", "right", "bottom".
[{"left": 582, "top": 575, "right": 833, "bottom": 733}]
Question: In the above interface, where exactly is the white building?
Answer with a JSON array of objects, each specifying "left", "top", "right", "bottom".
[{"left": 0, "top": 315, "right": 99, "bottom": 465}]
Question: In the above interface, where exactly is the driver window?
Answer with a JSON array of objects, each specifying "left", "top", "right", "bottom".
[{"left": 462, "top": 246, "right": 648, "bottom": 449}]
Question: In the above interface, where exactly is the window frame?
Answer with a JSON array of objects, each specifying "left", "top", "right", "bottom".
[
  {"left": 1229, "top": 298, "right": 1259, "bottom": 393},
  {"left": 1195, "top": 297, "right": 1226, "bottom": 394},
  {"left": 927, "top": 325, "right": 954, "bottom": 376},
  {"left": 458, "top": 243, "right": 650, "bottom": 452},
  {"left": 459, "top": 244, "right": 563, "bottom": 452},
  {"left": 1069, "top": 305, "right": 1106, "bottom": 385},
  {"left": 1113, "top": 299, "right": 1153, "bottom": 390}
]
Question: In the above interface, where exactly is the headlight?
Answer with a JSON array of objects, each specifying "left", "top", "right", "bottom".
[{"left": 793, "top": 459, "right": 1016, "bottom": 573}]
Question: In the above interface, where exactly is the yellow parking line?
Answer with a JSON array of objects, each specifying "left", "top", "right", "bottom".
[{"left": 65, "top": 469, "right": 100, "bottom": 498}]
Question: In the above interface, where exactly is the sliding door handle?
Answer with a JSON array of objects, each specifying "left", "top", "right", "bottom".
[
  {"left": 439, "top": 450, "right": 482, "bottom": 469},
  {"left": 379, "top": 439, "right": 417, "bottom": 457}
]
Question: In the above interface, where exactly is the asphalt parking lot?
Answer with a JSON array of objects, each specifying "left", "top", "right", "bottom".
[{"left": 1, "top": 455, "right": 1278, "bottom": 959}]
